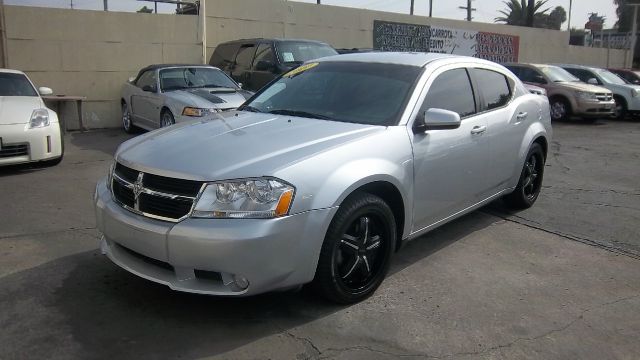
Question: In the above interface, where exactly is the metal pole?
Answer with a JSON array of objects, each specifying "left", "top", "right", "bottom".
[
  {"left": 154, "top": 1, "right": 157, "bottom": 13},
  {"left": 467, "top": 0, "right": 471, "bottom": 21},
  {"left": 567, "top": 0, "right": 572, "bottom": 31},
  {"left": 70, "top": 0, "right": 73, "bottom": 9},
  {"left": 317, "top": 0, "right": 320, "bottom": 4},
  {"left": 201, "top": 0, "right": 207, "bottom": 64},
  {"left": 630, "top": 4, "right": 639, "bottom": 68},
  {"left": 410, "top": 0, "right": 414, "bottom": 15},
  {"left": 429, "top": 0, "right": 433, "bottom": 17},
  {"left": 103, "top": 0, "right": 108, "bottom": 11}
]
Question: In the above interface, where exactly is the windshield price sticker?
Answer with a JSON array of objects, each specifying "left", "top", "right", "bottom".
[{"left": 284, "top": 62, "right": 319, "bottom": 78}]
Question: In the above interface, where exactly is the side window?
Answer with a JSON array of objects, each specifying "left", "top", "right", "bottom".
[
  {"left": 473, "top": 68, "right": 512, "bottom": 110},
  {"left": 520, "top": 68, "right": 546, "bottom": 84},
  {"left": 505, "top": 66, "right": 521, "bottom": 77},
  {"left": 234, "top": 44, "right": 256, "bottom": 71},
  {"left": 567, "top": 68, "right": 599, "bottom": 84},
  {"left": 252, "top": 43, "right": 275, "bottom": 70},
  {"left": 136, "top": 70, "right": 157, "bottom": 90},
  {"left": 421, "top": 68, "right": 476, "bottom": 118},
  {"left": 210, "top": 43, "right": 238, "bottom": 69}
]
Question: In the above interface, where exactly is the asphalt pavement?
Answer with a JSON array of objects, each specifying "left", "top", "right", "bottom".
[{"left": 0, "top": 119, "right": 639, "bottom": 360}]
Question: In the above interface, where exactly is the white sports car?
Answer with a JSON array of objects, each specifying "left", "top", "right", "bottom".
[
  {"left": 0, "top": 69, "right": 63, "bottom": 167},
  {"left": 120, "top": 64, "right": 254, "bottom": 132}
]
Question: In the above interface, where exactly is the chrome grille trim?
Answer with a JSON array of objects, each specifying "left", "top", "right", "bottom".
[
  {"left": 110, "top": 164, "right": 205, "bottom": 223},
  {"left": 595, "top": 93, "right": 613, "bottom": 102}
]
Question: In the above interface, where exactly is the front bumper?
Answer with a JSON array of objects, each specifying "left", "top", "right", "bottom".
[
  {"left": 0, "top": 122, "right": 62, "bottom": 166},
  {"left": 94, "top": 178, "right": 337, "bottom": 296},
  {"left": 573, "top": 99, "right": 615, "bottom": 117}
]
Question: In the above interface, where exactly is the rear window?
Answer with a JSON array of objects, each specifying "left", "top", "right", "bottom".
[
  {"left": 276, "top": 42, "right": 338, "bottom": 65},
  {"left": 0, "top": 73, "right": 38, "bottom": 97},
  {"left": 472, "top": 69, "right": 512, "bottom": 110}
]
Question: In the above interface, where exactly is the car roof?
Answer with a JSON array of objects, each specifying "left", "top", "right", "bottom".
[
  {"left": 138, "top": 64, "right": 216, "bottom": 73},
  {"left": 0, "top": 68, "right": 27, "bottom": 75},
  {"left": 554, "top": 63, "right": 601, "bottom": 71},
  {"left": 219, "top": 38, "right": 331, "bottom": 45},
  {"left": 504, "top": 63, "right": 559, "bottom": 68},
  {"left": 316, "top": 52, "right": 498, "bottom": 68}
]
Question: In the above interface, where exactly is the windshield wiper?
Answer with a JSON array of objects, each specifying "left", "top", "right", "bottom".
[
  {"left": 241, "top": 105, "right": 263, "bottom": 113},
  {"left": 268, "top": 109, "right": 333, "bottom": 120}
]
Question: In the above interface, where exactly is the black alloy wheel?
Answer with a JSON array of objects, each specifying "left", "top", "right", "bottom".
[
  {"left": 314, "top": 192, "right": 396, "bottom": 304},
  {"left": 504, "top": 143, "right": 545, "bottom": 209}
]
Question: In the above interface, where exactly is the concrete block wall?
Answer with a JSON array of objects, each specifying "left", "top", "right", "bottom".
[{"left": 3, "top": 5, "right": 202, "bottom": 129}]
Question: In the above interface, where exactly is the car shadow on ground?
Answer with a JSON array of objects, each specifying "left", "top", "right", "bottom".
[{"left": 1, "top": 210, "right": 499, "bottom": 359}]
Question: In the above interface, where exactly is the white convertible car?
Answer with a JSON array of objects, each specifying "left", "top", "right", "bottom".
[
  {"left": 121, "top": 64, "right": 254, "bottom": 132},
  {"left": 0, "top": 69, "right": 63, "bottom": 167}
]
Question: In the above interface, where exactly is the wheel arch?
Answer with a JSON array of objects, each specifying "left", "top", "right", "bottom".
[{"left": 549, "top": 94, "right": 573, "bottom": 114}]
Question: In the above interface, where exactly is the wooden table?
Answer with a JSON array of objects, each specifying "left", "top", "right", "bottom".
[{"left": 42, "top": 95, "right": 87, "bottom": 132}]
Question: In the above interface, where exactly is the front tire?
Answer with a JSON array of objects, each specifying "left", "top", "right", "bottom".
[
  {"left": 313, "top": 192, "right": 396, "bottom": 304},
  {"left": 504, "top": 143, "right": 545, "bottom": 209},
  {"left": 161, "top": 110, "right": 175, "bottom": 128},
  {"left": 550, "top": 97, "right": 570, "bottom": 121},
  {"left": 612, "top": 96, "right": 627, "bottom": 120}
]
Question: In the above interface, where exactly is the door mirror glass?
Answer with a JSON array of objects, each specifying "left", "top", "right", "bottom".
[
  {"left": 38, "top": 87, "right": 53, "bottom": 96},
  {"left": 142, "top": 85, "right": 156, "bottom": 92},
  {"left": 413, "top": 108, "right": 461, "bottom": 133},
  {"left": 587, "top": 78, "right": 599, "bottom": 85}
]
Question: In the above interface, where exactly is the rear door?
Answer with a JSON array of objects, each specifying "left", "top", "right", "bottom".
[
  {"left": 410, "top": 66, "right": 490, "bottom": 232},
  {"left": 250, "top": 42, "right": 278, "bottom": 91},
  {"left": 469, "top": 67, "right": 534, "bottom": 195},
  {"left": 230, "top": 43, "right": 257, "bottom": 89}
]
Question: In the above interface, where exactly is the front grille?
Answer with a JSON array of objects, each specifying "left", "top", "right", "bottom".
[
  {"left": 111, "top": 162, "right": 204, "bottom": 222},
  {"left": 0, "top": 143, "right": 29, "bottom": 158},
  {"left": 595, "top": 93, "right": 613, "bottom": 102}
]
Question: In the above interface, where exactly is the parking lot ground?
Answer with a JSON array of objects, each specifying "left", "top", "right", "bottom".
[{"left": 1, "top": 120, "right": 639, "bottom": 360}]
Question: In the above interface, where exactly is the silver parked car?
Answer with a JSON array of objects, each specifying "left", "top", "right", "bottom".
[
  {"left": 120, "top": 64, "right": 253, "bottom": 132},
  {"left": 95, "top": 53, "right": 552, "bottom": 303}
]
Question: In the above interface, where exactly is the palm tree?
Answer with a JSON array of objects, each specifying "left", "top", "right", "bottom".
[{"left": 495, "top": 0, "right": 550, "bottom": 27}]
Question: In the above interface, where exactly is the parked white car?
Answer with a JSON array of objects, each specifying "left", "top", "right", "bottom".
[
  {"left": 0, "top": 69, "right": 63, "bottom": 166},
  {"left": 557, "top": 64, "right": 640, "bottom": 119},
  {"left": 120, "top": 64, "right": 254, "bottom": 132}
]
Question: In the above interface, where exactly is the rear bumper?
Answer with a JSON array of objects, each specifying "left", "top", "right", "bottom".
[
  {"left": 94, "top": 178, "right": 337, "bottom": 296},
  {"left": 0, "top": 122, "right": 62, "bottom": 166}
]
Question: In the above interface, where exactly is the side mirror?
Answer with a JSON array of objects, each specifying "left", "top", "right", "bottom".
[
  {"left": 38, "top": 87, "right": 53, "bottom": 96},
  {"left": 142, "top": 85, "right": 156, "bottom": 92},
  {"left": 413, "top": 108, "right": 461, "bottom": 134},
  {"left": 587, "top": 78, "right": 599, "bottom": 85},
  {"left": 128, "top": 77, "right": 136, "bottom": 83},
  {"left": 255, "top": 60, "right": 275, "bottom": 71},
  {"left": 237, "top": 82, "right": 243, "bottom": 89},
  {"left": 533, "top": 75, "right": 547, "bottom": 84}
]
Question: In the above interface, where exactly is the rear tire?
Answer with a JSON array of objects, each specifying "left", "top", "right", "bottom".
[
  {"left": 122, "top": 102, "right": 135, "bottom": 133},
  {"left": 161, "top": 110, "right": 175, "bottom": 128},
  {"left": 504, "top": 143, "right": 545, "bottom": 209},
  {"left": 313, "top": 192, "right": 396, "bottom": 304}
]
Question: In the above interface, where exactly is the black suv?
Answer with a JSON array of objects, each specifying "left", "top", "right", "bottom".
[{"left": 209, "top": 38, "right": 338, "bottom": 92}]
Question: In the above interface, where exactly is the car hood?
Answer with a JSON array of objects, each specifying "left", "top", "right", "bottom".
[
  {"left": 0, "top": 96, "right": 44, "bottom": 125},
  {"left": 605, "top": 82, "right": 640, "bottom": 94},
  {"left": 555, "top": 82, "right": 610, "bottom": 93},
  {"left": 166, "top": 88, "right": 251, "bottom": 109},
  {"left": 116, "top": 111, "right": 382, "bottom": 181}
]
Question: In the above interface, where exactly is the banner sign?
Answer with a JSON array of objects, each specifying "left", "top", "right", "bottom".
[{"left": 373, "top": 20, "right": 520, "bottom": 63}]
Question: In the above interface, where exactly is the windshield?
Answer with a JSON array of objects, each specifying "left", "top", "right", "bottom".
[
  {"left": 276, "top": 42, "right": 338, "bottom": 65},
  {"left": 159, "top": 67, "right": 237, "bottom": 91},
  {"left": 597, "top": 69, "right": 627, "bottom": 85},
  {"left": 241, "top": 62, "right": 422, "bottom": 126},
  {"left": 539, "top": 66, "right": 580, "bottom": 83},
  {"left": 0, "top": 73, "right": 38, "bottom": 96}
]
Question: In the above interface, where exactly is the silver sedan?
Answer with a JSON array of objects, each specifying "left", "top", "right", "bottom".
[
  {"left": 95, "top": 53, "right": 552, "bottom": 303},
  {"left": 120, "top": 64, "right": 253, "bottom": 132}
]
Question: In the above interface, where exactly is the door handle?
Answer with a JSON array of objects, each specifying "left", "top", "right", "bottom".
[
  {"left": 516, "top": 112, "right": 528, "bottom": 121},
  {"left": 470, "top": 125, "right": 487, "bottom": 135}
]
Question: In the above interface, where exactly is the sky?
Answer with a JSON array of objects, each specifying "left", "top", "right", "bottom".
[{"left": 4, "top": 0, "right": 619, "bottom": 29}]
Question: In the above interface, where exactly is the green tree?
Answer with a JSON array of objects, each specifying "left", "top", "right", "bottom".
[
  {"left": 137, "top": 6, "right": 153, "bottom": 13},
  {"left": 615, "top": 0, "right": 640, "bottom": 32},
  {"left": 543, "top": 6, "right": 567, "bottom": 30},
  {"left": 495, "top": 0, "right": 550, "bottom": 27}
]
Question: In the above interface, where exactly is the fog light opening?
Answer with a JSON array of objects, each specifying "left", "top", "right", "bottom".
[
  {"left": 46, "top": 136, "right": 51, "bottom": 153},
  {"left": 234, "top": 274, "right": 249, "bottom": 290}
]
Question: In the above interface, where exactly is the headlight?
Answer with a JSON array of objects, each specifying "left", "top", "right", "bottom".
[
  {"left": 575, "top": 91, "right": 598, "bottom": 101},
  {"left": 182, "top": 107, "right": 218, "bottom": 117},
  {"left": 106, "top": 161, "right": 115, "bottom": 191},
  {"left": 192, "top": 178, "right": 295, "bottom": 219},
  {"left": 29, "top": 109, "right": 50, "bottom": 128},
  {"left": 631, "top": 88, "right": 640, "bottom": 98}
]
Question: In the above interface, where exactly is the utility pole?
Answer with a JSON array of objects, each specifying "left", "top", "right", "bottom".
[
  {"left": 629, "top": 4, "right": 640, "bottom": 68},
  {"left": 317, "top": 0, "right": 320, "bottom": 4},
  {"left": 410, "top": 0, "right": 414, "bottom": 15},
  {"left": 458, "top": 0, "right": 475, "bottom": 21},
  {"left": 103, "top": 0, "right": 108, "bottom": 11},
  {"left": 567, "top": 0, "right": 572, "bottom": 31},
  {"left": 70, "top": 0, "right": 73, "bottom": 9},
  {"left": 429, "top": 0, "right": 433, "bottom": 17}
]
